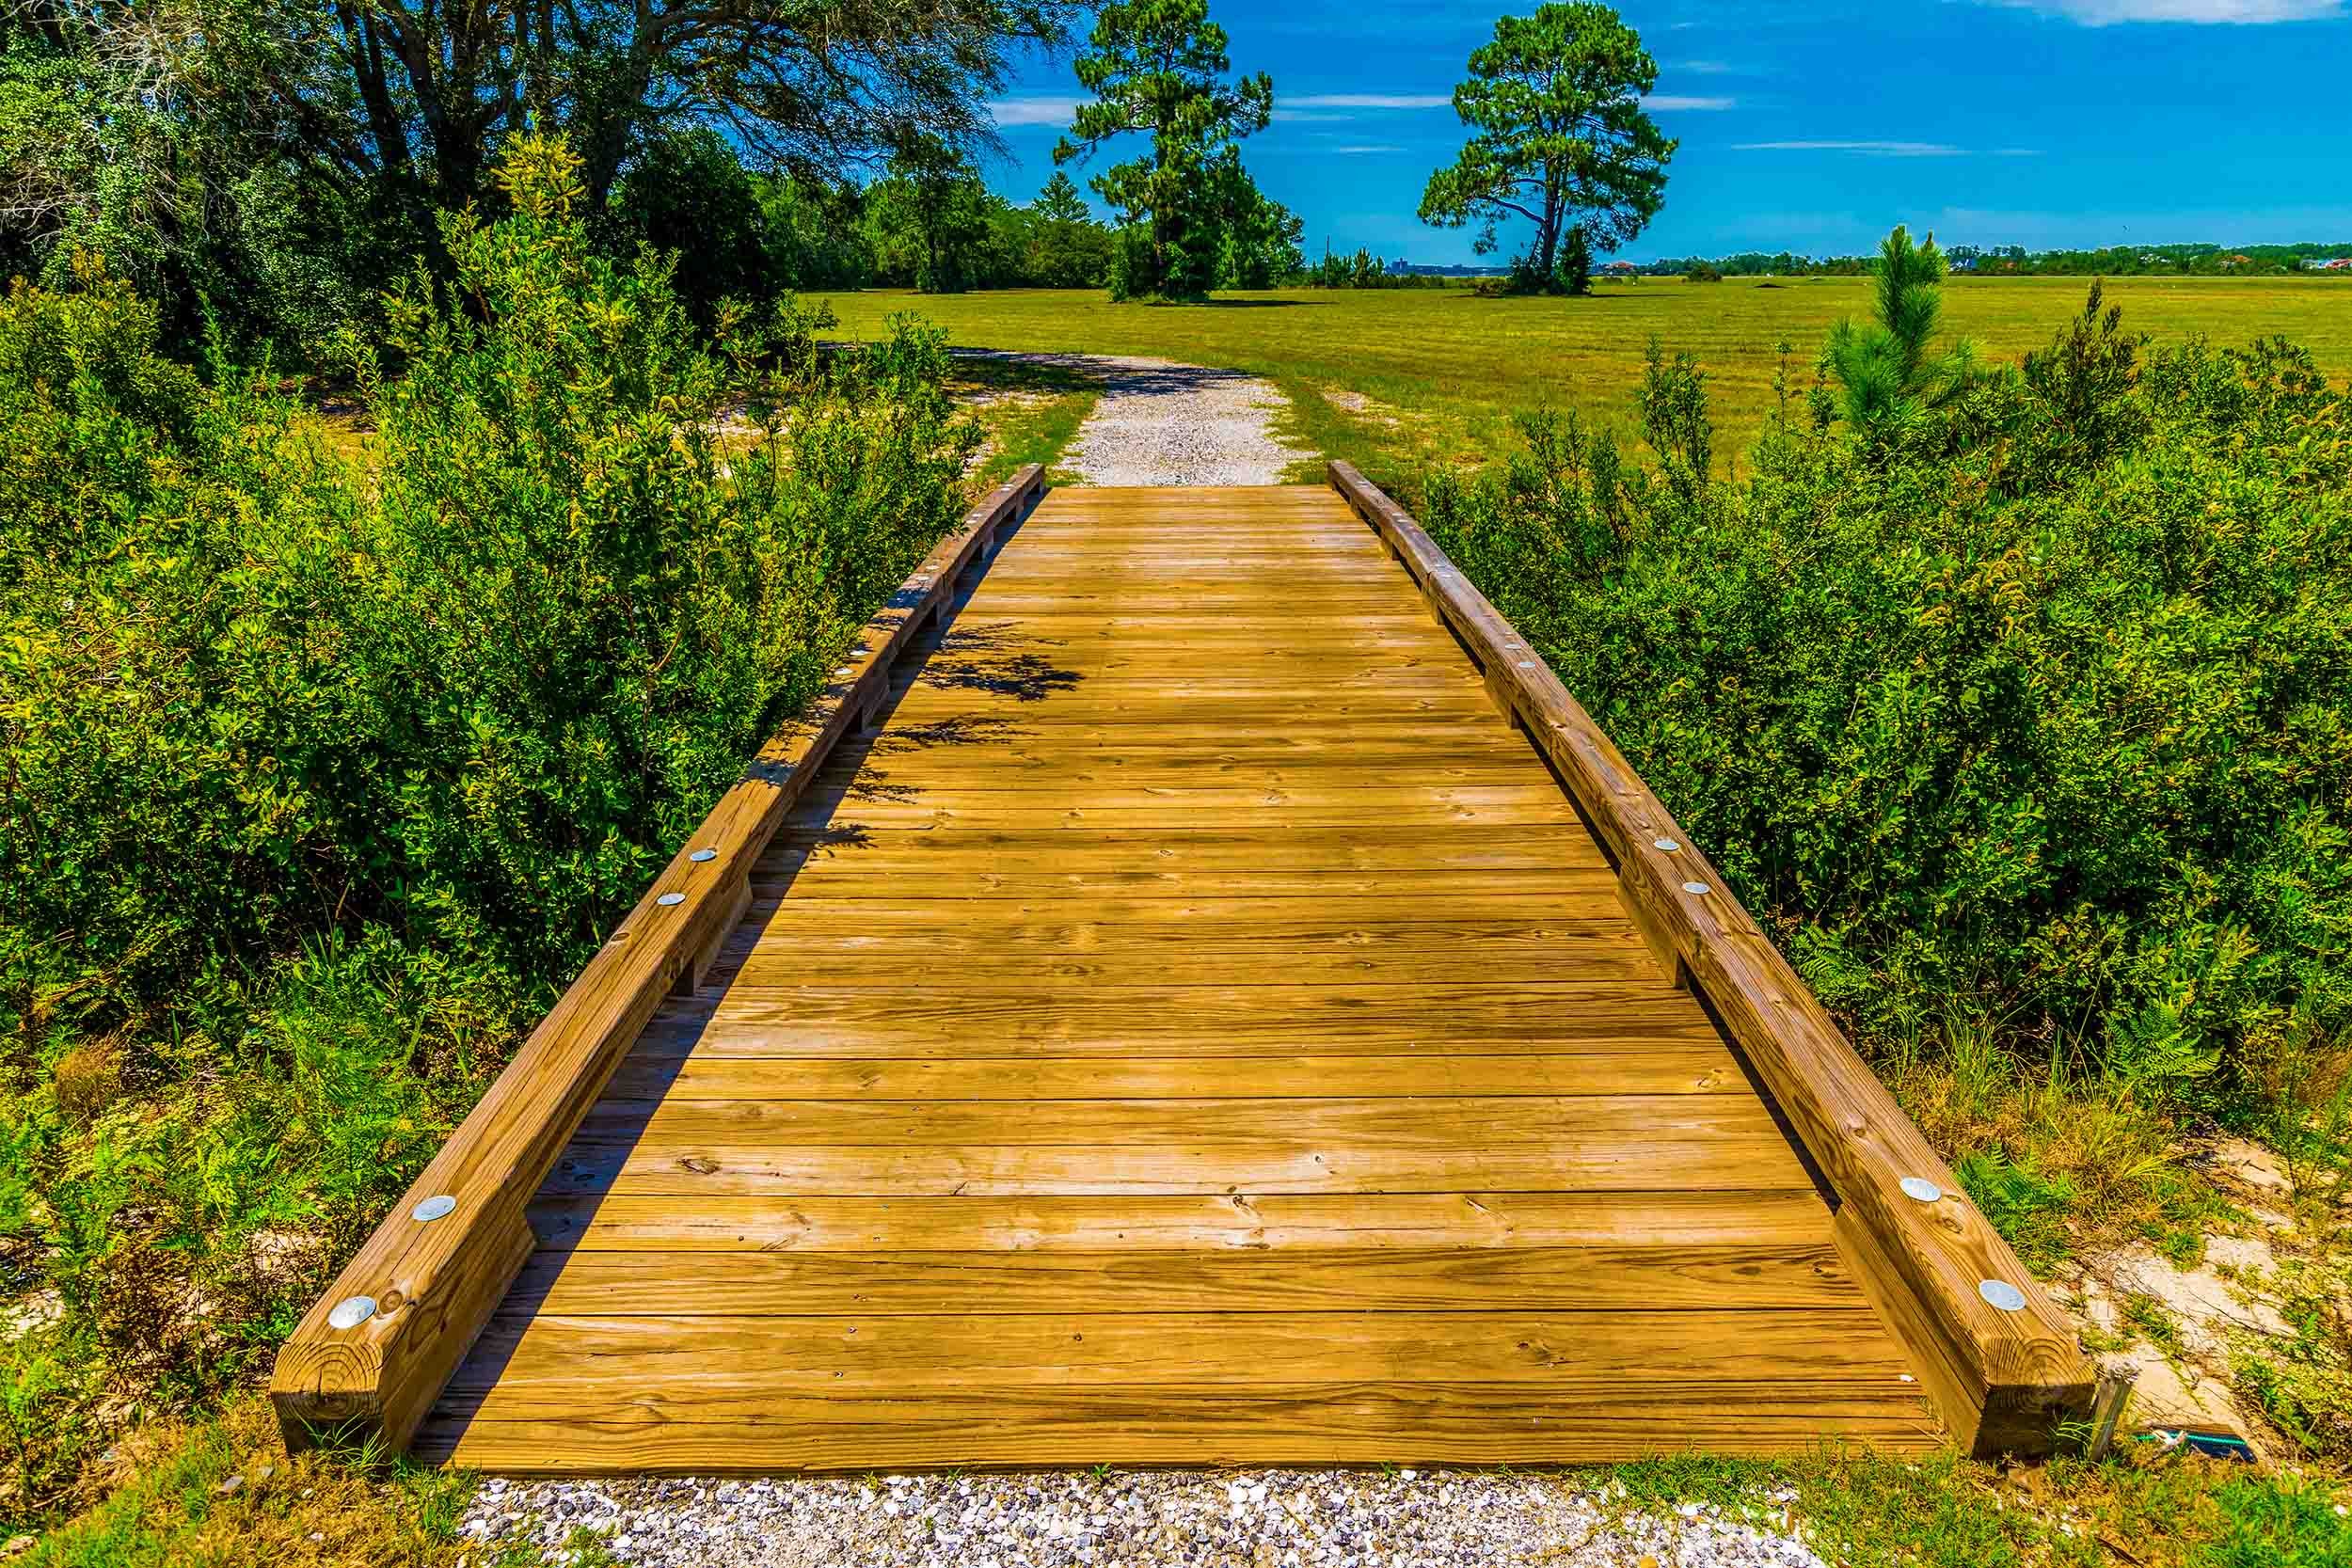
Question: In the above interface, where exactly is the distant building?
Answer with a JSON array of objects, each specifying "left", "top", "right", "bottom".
[
  {"left": 1600, "top": 260, "right": 1639, "bottom": 276},
  {"left": 2304, "top": 258, "right": 2352, "bottom": 271}
]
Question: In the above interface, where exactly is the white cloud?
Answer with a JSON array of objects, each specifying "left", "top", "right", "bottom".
[
  {"left": 986, "top": 96, "right": 1084, "bottom": 127},
  {"left": 1270, "top": 110, "right": 1359, "bottom": 124},
  {"left": 1676, "top": 59, "right": 1740, "bottom": 73},
  {"left": 1645, "top": 94, "right": 1739, "bottom": 110},
  {"left": 1735, "top": 139, "right": 2046, "bottom": 157},
  {"left": 1328, "top": 144, "right": 1409, "bottom": 154},
  {"left": 1993, "top": 0, "right": 2341, "bottom": 21},
  {"left": 1284, "top": 93, "right": 1453, "bottom": 109},
  {"left": 1736, "top": 140, "right": 1970, "bottom": 156}
]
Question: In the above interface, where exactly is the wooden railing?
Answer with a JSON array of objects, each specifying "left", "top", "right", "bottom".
[
  {"left": 1328, "top": 462, "right": 2096, "bottom": 1456},
  {"left": 270, "top": 466, "right": 1049, "bottom": 1455}
]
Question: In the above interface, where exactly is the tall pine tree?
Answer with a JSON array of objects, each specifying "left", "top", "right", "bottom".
[{"left": 1052, "top": 0, "right": 1272, "bottom": 301}]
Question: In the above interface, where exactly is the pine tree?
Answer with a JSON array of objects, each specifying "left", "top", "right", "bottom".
[
  {"left": 1419, "top": 4, "right": 1675, "bottom": 290},
  {"left": 1559, "top": 225, "right": 1593, "bottom": 296},
  {"left": 1823, "top": 225, "right": 1980, "bottom": 436},
  {"left": 1052, "top": 0, "right": 1273, "bottom": 301}
]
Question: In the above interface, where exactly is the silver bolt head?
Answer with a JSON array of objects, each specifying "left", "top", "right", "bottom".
[
  {"left": 1899, "top": 1176, "right": 1943, "bottom": 1203},
  {"left": 1653, "top": 837, "right": 1682, "bottom": 853},
  {"left": 1681, "top": 881, "right": 1712, "bottom": 896},
  {"left": 327, "top": 1295, "right": 377, "bottom": 1331},
  {"left": 1979, "top": 1279, "right": 2028, "bottom": 1312},
  {"left": 656, "top": 892, "right": 686, "bottom": 907},
  {"left": 411, "top": 1194, "right": 457, "bottom": 1223},
  {"left": 689, "top": 848, "right": 717, "bottom": 863}
]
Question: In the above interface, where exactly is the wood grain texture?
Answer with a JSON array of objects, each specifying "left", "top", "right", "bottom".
[
  {"left": 1328, "top": 461, "right": 2092, "bottom": 1455},
  {"left": 399, "top": 481, "right": 1961, "bottom": 1472},
  {"left": 270, "top": 469, "right": 1049, "bottom": 1454}
]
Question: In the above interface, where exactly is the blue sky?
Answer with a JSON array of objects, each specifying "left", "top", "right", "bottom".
[{"left": 977, "top": 0, "right": 2352, "bottom": 262}]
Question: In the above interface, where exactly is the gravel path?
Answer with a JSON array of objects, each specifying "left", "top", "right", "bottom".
[
  {"left": 969, "top": 351, "right": 1314, "bottom": 485},
  {"left": 456, "top": 1467, "right": 1827, "bottom": 1568}
]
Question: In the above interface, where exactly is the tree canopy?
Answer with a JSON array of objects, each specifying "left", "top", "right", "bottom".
[
  {"left": 1417, "top": 2, "right": 1675, "bottom": 289},
  {"left": 1052, "top": 0, "right": 1272, "bottom": 301},
  {"left": 0, "top": 0, "right": 1081, "bottom": 345}
]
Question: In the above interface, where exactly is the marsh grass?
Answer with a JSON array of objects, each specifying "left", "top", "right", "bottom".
[{"left": 809, "top": 276, "right": 2352, "bottom": 480}]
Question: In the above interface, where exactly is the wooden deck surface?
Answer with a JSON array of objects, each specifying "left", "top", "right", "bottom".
[{"left": 417, "top": 484, "right": 1938, "bottom": 1471}]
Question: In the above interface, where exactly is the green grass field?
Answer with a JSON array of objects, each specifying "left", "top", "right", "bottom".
[{"left": 811, "top": 276, "right": 2352, "bottom": 477}]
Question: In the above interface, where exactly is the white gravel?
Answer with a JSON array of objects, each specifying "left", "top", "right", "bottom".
[
  {"left": 967, "top": 351, "right": 1314, "bottom": 486},
  {"left": 454, "top": 1467, "right": 1829, "bottom": 1568}
]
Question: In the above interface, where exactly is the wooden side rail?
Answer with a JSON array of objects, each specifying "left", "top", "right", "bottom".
[
  {"left": 271, "top": 465, "right": 1049, "bottom": 1455},
  {"left": 1328, "top": 461, "right": 2094, "bottom": 1456}
]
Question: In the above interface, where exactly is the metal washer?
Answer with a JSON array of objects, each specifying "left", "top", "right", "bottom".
[
  {"left": 412, "top": 1194, "right": 457, "bottom": 1223},
  {"left": 1899, "top": 1176, "right": 1943, "bottom": 1203},
  {"left": 327, "top": 1295, "right": 377, "bottom": 1331},
  {"left": 1979, "top": 1279, "right": 2028, "bottom": 1312}
]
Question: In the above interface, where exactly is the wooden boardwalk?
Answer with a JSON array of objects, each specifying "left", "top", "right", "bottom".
[{"left": 277, "top": 470, "right": 2097, "bottom": 1472}]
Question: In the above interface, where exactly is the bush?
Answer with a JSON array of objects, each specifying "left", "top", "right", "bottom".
[
  {"left": 0, "top": 135, "right": 978, "bottom": 1521},
  {"left": 1414, "top": 296, "right": 2352, "bottom": 1120}
]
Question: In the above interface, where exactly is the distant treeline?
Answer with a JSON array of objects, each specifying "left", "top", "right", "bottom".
[
  {"left": 624, "top": 131, "right": 1442, "bottom": 322},
  {"left": 1633, "top": 242, "right": 2352, "bottom": 279}
]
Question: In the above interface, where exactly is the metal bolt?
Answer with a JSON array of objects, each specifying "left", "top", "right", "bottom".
[
  {"left": 656, "top": 892, "right": 685, "bottom": 908},
  {"left": 1653, "top": 837, "right": 1681, "bottom": 852},
  {"left": 327, "top": 1296, "right": 377, "bottom": 1331},
  {"left": 1979, "top": 1279, "right": 2028, "bottom": 1312},
  {"left": 1899, "top": 1176, "right": 1943, "bottom": 1203},
  {"left": 1682, "top": 881, "right": 1712, "bottom": 895},
  {"left": 1517, "top": 660, "right": 1534, "bottom": 669},
  {"left": 412, "top": 1195, "right": 456, "bottom": 1223},
  {"left": 689, "top": 848, "right": 717, "bottom": 863},
  {"left": 834, "top": 666, "right": 854, "bottom": 676}
]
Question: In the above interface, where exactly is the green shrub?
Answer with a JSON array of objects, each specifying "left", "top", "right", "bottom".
[
  {"left": 0, "top": 134, "right": 977, "bottom": 1521},
  {"left": 1416, "top": 294, "right": 2352, "bottom": 1122}
]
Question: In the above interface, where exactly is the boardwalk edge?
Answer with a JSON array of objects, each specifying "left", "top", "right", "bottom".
[
  {"left": 269, "top": 466, "right": 1049, "bottom": 1456},
  {"left": 1327, "top": 460, "right": 2096, "bottom": 1458}
]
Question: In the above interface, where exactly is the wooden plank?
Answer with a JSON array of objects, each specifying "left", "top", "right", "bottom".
[
  {"left": 524, "top": 1190, "right": 1839, "bottom": 1254},
  {"left": 548, "top": 1135, "right": 1808, "bottom": 1198},
  {"left": 599, "top": 1050, "right": 1750, "bottom": 1101},
  {"left": 447, "top": 1310, "right": 1908, "bottom": 1402},
  {"left": 501, "top": 1242, "right": 1867, "bottom": 1315},
  {"left": 628, "top": 983, "right": 1717, "bottom": 1057},
  {"left": 744, "top": 870, "right": 1623, "bottom": 904},
  {"left": 761, "top": 825, "right": 1612, "bottom": 874},
  {"left": 420, "top": 1402, "right": 1939, "bottom": 1473},
  {"left": 268, "top": 467, "right": 1052, "bottom": 1455},
  {"left": 571, "top": 1094, "right": 1786, "bottom": 1148},
  {"left": 1328, "top": 461, "right": 2092, "bottom": 1455},
  {"left": 418, "top": 1394, "right": 1939, "bottom": 1472}
]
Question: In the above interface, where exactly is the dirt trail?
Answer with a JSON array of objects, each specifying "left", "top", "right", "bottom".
[{"left": 967, "top": 350, "right": 1313, "bottom": 485}]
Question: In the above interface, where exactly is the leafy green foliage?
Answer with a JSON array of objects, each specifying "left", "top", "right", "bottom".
[
  {"left": 1054, "top": 0, "right": 1274, "bottom": 302},
  {"left": 1417, "top": 287, "right": 2352, "bottom": 1142},
  {"left": 0, "top": 135, "right": 977, "bottom": 1522},
  {"left": 1418, "top": 3, "right": 1675, "bottom": 287}
]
